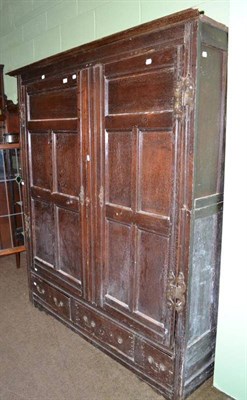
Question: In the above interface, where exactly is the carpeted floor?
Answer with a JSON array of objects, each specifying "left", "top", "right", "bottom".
[{"left": 0, "top": 254, "right": 232, "bottom": 400}]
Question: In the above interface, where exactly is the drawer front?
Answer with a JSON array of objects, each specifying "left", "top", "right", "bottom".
[
  {"left": 135, "top": 338, "right": 174, "bottom": 387},
  {"left": 31, "top": 275, "right": 71, "bottom": 320},
  {"left": 72, "top": 301, "right": 134, "bottom": 359}
]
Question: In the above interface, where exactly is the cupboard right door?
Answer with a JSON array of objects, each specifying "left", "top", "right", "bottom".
[{"left": 94, "top": 45, "right": 184, "bottom": 348}]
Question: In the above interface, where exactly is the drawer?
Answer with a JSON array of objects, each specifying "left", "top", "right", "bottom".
[
  {"left": 72, "top": 301, "right": 134, "bottom": 359},
  {"left": 135, "top": 338, "right": 174, "bottom": 387},
  {"left": 31, "top": 275, "right": 71, "bottom": 320}
]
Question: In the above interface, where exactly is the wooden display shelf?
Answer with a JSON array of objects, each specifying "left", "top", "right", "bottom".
[
  {"left": 0, "top": 143, "right": 20, "bottom": 150},
  {"left": 0, "top": 245, "right": 26, "bottom": 256},
  {"left": 0, "top": 246, "right": 26, "bottom": 268}
]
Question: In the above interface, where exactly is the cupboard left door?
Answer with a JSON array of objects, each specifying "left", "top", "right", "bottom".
[{"left": 22, "top": 73, "right": 86, "bottom": 295}]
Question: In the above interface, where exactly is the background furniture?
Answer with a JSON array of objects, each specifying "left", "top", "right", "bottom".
[
  {"left": 0, "top": 65, "right": 25, "bottom": 267},
  {"left": 9, "top": 9, "right": 227, "bottom": 399}
]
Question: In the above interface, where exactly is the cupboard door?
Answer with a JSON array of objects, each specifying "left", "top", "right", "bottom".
[
  {"left": 26, "top": 73, "right": 85, "bottom": 293},
  {"left": 94, "top": 47, "right": 183, "bottom": 347}
]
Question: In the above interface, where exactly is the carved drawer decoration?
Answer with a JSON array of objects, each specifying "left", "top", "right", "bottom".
[
  {"left": 31, "top": 275, "right": 71, "bottom": 320},
  {"left": 72, "top": 301, "right": 134, "bottom": 359},
  {"left": 135, "top": 338, "right": 174, "bottom": 387}
]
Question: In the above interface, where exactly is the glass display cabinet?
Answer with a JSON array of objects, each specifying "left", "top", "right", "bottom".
[
  {"left": 0, "top": 144, "right": 25, "bottom": 266},
  {"left": 0, "top": 65, "right": 25, "bottom": 267}
]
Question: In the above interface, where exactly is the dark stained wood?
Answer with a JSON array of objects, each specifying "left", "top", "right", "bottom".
[
  {"left": 30, "top": 132, "right": 52, "bottom": 190},
  {"left": 9, "top": 9, "right": 228, "bottom": 400},
  {"left": 107, "top": 69, "right": 174, "bottom": 115},
  {"left": 29, "top": 87, "right": 77, "bottom": 120},
  {"left": 138, "top": 130, "right": 173, "bottom": 215},
  {"left": 56, "top": 206, "right": 81, "bottom": 282},
  {"left": 55, "top": 132, "right": 80, "bottom": 197},
  {"left": 32, "top": 199, "right": 55, "bottom": 266},
  {"left": 31, "top": 274, "right": 71, "bottom": 320}
]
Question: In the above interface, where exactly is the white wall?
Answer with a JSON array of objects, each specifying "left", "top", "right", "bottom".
[{"left": 214, "top": 1, "right": 247, "bottom": 399}]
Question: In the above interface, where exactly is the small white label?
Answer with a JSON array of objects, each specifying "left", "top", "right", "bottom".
[
  {"left": 202, "top": 51, "right": 208, "bottom": 58},
  {"left": 63, "top": 77, "right": 68, "bottom": 84},
  {"left": 72, "top": 74, "right": 77, "bottom": 80},
  {"left": 145, "top": 58, "right": 152, "bottom": 65},
  {"left": 86, "top": 154, "right": 90, "bottom": 162},
  {"left": 41, "top": 74, "right": 45, "bottom": 79}
]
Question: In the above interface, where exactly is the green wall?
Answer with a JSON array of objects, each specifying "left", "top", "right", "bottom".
[
  {"left": 0, "top": 1, "right": 246, "bottom": 400},
  {"left": 0, "top": 0, "right": 229, "bottom": 101}
]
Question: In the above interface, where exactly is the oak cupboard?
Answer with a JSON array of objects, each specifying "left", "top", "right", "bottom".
[{"left": 9, "top": 9, "right": 227, "bottom": 399}]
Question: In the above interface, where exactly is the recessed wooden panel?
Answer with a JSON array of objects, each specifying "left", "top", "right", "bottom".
[
  {"left": 105, "top": 48, "right": 175, "bottom": 78},
  {"left": 30, "top": 133, "right": 52, "bottom": 190},
  {"left": 57, "top": 207, "right": 81, "bottom": 282},
  {"left": 55, "top": 133, "right": 80, "bottom": 197},
  {"left": 33, "top": 199, "right": 55, "bottom": 266},
  {"left": 195, "top": 45, "right": 224, "bottom": 198},
  {"left": 106, "top": 220, "right": 132, "bottom": 307},
  {"left": 138, "top": 131, "right": 173, "bottom": 216},
  {"left": 107, "top": 69, "right": 174, "bottom": 115},
  {"left": 106, "top": 131, "right": 132, "bottom": 207},
  {"left": 29, "top": 88, "right": 77, "bottom": 120},
  {"left": 136, "top": 229, "right": 168, "bottom": 323},
  {"left": 188, "top": 214, "right": 221, "bottom": 343}
]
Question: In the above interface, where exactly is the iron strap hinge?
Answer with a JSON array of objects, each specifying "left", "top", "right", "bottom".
[
  {"left": 167, "top": 271, "right": 186, "bottom": 313},
  {"left": 174, "top": 75, "right": 194, "bottom": 117}
]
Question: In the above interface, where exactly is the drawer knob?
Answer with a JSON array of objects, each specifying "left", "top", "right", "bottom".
[
  {"left": 147, "top": 356, "right": 166, "bottom": 373},
  {"left": 160, "top": 363, "right": 166, "bottom": 372},
  {"left": 91, "top": 321, "right": 96, "bottom": 328},
  {"left": 53, "top": 297, "right": 64, "bottom": 308},
  {"left": 36, "top": 285, "right": 45, "bottom": 295},
  {"left": 83, "top": 315, "right": 88, "bottom": 322},
  {"left": 117, "top": 337, "right": 123, "bottom": 344},
  {"left": 147, "top": 356, "right": 154, "bottom": 364}
]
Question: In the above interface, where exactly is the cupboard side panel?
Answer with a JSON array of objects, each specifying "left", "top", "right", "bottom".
[
  {"left": 194, "top": 41, "right": 227, "bottom": 199},
  {"left": 185, "top": 22, "right": 227, "bottom": 395},
  {"left": 185, "top": 211, "right": 223, "bottom": 392}
]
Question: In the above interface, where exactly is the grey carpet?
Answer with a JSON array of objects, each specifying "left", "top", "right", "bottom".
[{"left": 0, "top": 254, "right": 232, "bottom": 400}]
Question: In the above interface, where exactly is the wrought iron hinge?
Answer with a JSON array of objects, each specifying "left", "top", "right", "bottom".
[
  {"left": 24, "top": 213, "right": 30, "bottom": 240},
  {"left": 174, "top": 75, "right": 194, "bottom": 117},
  {"left": 167, "top": 271, "right": 186, "bottom": 313},
  {"left": 99, "top": 186, "right": 104, "bottom": 208}
]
